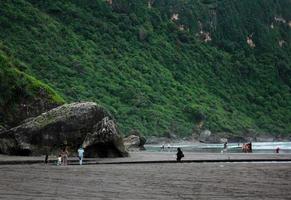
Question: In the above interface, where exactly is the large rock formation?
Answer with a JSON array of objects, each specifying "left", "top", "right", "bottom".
[
  {"left": 0, "top": 102, "right": 128, "bottom": 157},
  {"left": 123, "top": 134, "right": 146, "bottom": 151}
]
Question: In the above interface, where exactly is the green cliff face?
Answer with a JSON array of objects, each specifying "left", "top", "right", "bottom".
[
  {"left": 0, "top": 0, "right": 290, "bottom": 136},
  {"left": 0, "top": 46, "right": 65, "bottom": 128}
]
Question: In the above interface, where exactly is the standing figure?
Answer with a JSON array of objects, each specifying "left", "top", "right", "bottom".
[
  {"left": 223, "top": 142, "right": 227, "bottom": 151},
  {"left": 44, "top": 154, "right": 49, "bottom": 165},
  {"left": 61, "top": 147, "right": 69, "bottom": 165},
  {"left": 221, "top": 142, "right": 228, "bottom": 153},
  {"left": 57, "top": 154, "right": 62, "bottom": 166},
  {"left": 224, "top": 142, "right": 227, "bottom": 150},
  {"left": 160, "top": 144, "right": 165, "bottom": 151},
  {"left": 78, "top": 147, "right": 85, "bottom": 165},
  {"left": 176, "top": 148, "right": 184, "bottom": 162},
  {"left": 249, "top": 142, "right": 252, "bottom": 153}
]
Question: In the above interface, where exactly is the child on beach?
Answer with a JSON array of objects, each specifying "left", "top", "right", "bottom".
[{"left": 57, "top": 154, "right": 62, "bottom": 165}]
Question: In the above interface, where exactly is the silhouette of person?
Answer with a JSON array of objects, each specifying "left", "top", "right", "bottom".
[
  {"left": 276, "top": 147, "right": 280, "bottom": 153},
  {"left": 176, "top": 148, "right": 184, "bottom": 162},
  {"left": 44, "top": 154, "right": 49, "bottom": 164}
]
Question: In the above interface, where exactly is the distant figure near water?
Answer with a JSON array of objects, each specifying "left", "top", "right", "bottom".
[
  {"left": 242, "top": 142, "right": 252, "bottom": 153},
  {"left": 160, "top": 144, "right": 165, "bottom": 151},
  {"left": 221, "top": 142, "right": 228, "bottom": 153},
  {"left": 176, "top": 148, "right": 184, "bottom": 162},
  {"left": 275, "top": 147, "right": 280, "bottom": 153}
]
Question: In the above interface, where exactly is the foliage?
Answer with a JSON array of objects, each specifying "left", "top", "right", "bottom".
[
  {"left": 0, "top": 0, "right": 290, "bottom": 136},
  {"left": 0, "top": 47, "right": 65, "bottom": 127}
]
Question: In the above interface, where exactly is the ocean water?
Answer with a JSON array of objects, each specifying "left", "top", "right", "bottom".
[{"left": 144, "top": 142, "right": 291, "bottom": 153}]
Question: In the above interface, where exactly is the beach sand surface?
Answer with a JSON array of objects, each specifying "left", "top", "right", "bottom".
[{"left": 0, "top": 152, "right": 291, "bottom": 199}]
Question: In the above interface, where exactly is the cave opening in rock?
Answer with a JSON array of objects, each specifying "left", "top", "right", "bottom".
[{"left": 85, "top": 142, "right": 123, "bottom": 158}]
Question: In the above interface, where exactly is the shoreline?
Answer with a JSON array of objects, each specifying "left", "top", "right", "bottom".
[{"left": 1, "top": 152, "right": 291, "bottom": 165}]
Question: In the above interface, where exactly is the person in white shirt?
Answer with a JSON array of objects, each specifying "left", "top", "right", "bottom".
[
  {"left": 78, "top": 147, "right": 85, "bottom": 165},
  {"left": 57, "top": 154, "right": 62, "bottom": 166}
]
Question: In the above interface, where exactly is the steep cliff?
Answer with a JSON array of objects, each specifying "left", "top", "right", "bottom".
[{"left": 0, "top": 0, "right": 290, "bottom": 137}]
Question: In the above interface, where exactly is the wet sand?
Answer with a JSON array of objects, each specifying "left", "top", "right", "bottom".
[
  {"left": 0, "top": 153, "right": 291, "bottom": 199},
  {"left": 1, "top": 152, "right": 291, "bottom": 164}
]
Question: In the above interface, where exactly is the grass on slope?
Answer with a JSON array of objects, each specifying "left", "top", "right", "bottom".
[
  {"left": 0, "top": 0, "right": 290, "bottom": 136},
  {"left": 0, "top": 46, "right": 65, "bottom": 127}
]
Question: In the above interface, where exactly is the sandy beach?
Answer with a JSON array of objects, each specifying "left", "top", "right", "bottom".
[{"left": 0, "top": 152, "right": 291, "bottom": 199}]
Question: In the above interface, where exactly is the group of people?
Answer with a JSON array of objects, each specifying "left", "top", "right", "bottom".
[
  {"left": 45, "top": 146, "right": 85, "bottom": 166},
  {"left": 44, "top": 141, "right": 283, "bottom": 166},
  {"left": 47, "top": 146, "right": 184, "bottom": 165},
  {"left": 242, "top": 142, "right": 252, "bottom": 153},
  {"left": 222, "top": 142, "right": 252, "bottom": 153},
  {"left": 57, "top": 147, "right": 69, "bottom": 165},
  {"left": 160, "top": 144, "right": 173, "bottom": 152}
]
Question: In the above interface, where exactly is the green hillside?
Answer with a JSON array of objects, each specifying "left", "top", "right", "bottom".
[
  {"left": 0, "top": 0, "right": 290, "bottom": 137},
  {"left": 0, "top": 46, "right": 64, "bottom": 128}
]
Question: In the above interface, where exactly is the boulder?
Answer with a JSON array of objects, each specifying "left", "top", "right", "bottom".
[
  {"left": 198, "top": 129, "right": 220, "bottom": 143},
  {"left": 123, "top": 134, "right": 146, "bottom": 150},
  {"left": 124, "top": 135, "right": 140, "bottom": 147},
  {"left": 0, "top": 102, "right": 128, "bottom": 157}
]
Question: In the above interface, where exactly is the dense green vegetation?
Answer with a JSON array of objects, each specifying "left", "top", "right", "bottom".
[
  {"left": 0, "top": 46, "right": 64, "bottom": 127},
  {"left": 0, "top": 0, "right": 290, "bottom": 137}
]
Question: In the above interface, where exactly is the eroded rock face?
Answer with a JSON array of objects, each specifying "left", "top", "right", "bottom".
[
  {"left": 82, "top": 117, "right": 128, "bottom": 157},
  {"left": 0, "top": 102, "right": 127, "bottom": 157},
  {"left": 123, "top": 131, "right": 146, "bottom": 151}
]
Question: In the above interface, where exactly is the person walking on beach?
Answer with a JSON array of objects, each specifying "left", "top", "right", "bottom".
[
  {"left": 224, "top": 142, "right": 227, "bottom": 150},
  {"left": 78, "top": 146, "right": 85, "bottom": 165},
  {"left": 44, "top": 154, "right": 49, "bottom": 165},
  {"left": 176, "top": 148, "right": 184, "bottom": 162},
  {"left": 222, "top": 142, "right": 228, "bottom": 153}
]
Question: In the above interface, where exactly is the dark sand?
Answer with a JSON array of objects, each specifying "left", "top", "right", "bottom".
[{"left": 0, "top": 153, "right": 291, "bottom": 199}]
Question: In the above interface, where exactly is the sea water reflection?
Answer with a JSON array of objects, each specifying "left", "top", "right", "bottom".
[{"left": 145, "top": 142, "right": 291, "bottom": 153}]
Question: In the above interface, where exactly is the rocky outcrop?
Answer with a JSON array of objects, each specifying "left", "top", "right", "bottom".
[
  {"left": 82, "top": 116, "right": 128, "bottom": 157},
  {"left": 197, "top": 130, "right": 222, "bottom": 143},
  {"left": 123, "top": 134, "right": 146, "bottom": 151},
  {"left": 0, "top": 102, "right": 128, "bottom": 157}
]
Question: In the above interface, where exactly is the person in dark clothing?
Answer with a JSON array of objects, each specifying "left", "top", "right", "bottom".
[
  {"left": 44, "top": 154, "right": 49, "bottom": 164},
  {"left": 249, "top": 142, "right": 252, "bottom": 153},
  {"left": 176, "top": 148, "right": 184, "bottom": 162}
]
